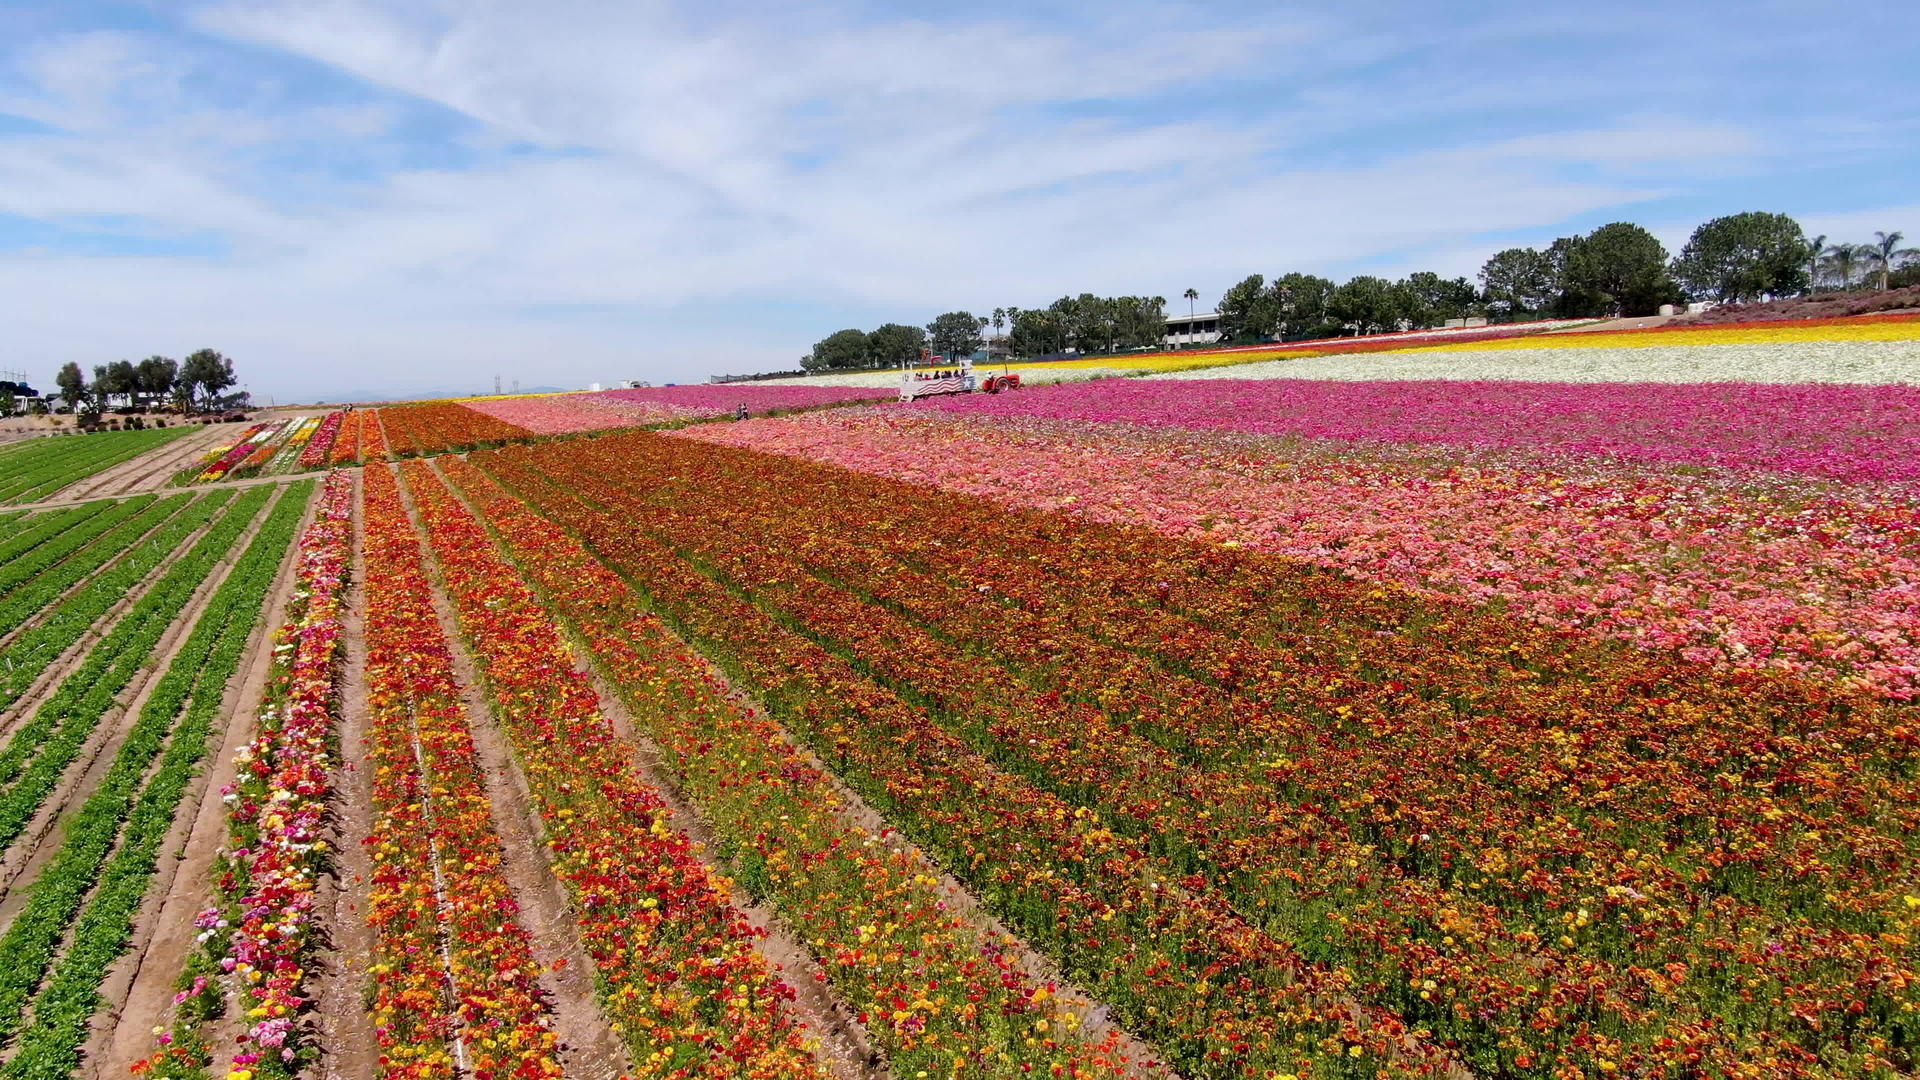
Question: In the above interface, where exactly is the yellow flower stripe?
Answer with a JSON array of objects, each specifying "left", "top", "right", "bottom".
[{"left": 1407, "top": 319, "right": 1920, "bottom": 353}]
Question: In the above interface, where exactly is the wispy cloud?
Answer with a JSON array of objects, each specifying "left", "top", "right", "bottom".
[{"left": 0, "top": 0, "right": 1914, "bottom": 399}]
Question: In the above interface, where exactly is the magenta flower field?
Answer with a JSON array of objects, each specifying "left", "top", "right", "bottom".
[
  {"left": 914, "top": 377, "right": 1920, "bottom": 485},
  {"left": 681, "top": 396, "right": 1920, "bottom": 698}
]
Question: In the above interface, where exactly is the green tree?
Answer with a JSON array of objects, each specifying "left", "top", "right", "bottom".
[
  {"left": 1271, "top": 272, "right": 1336, "bottom": 338},
  {"left": 1804, "top": 234, "right": 1826, "bottom": 293},
  {"left": 925, "top": 311, "right": 988, "bottom": 359},
  {"left": 1565, "top": 223, "right": 1678, "bottom": 316},
  {"left": 180, "top": 348, "right": 236, "bottom": 410},
  {"left": 1864, "top": 231, "right": 1918, "bottom": 291},
  {"left": 1008, "top": 308, "right": 1065, "bottom": 357},
  {"left": 55, "top": 362, "right": 88, "bottom": 412},
  {"left": 1820, "top": 243, "right": 1863, "bottom": 290},
  {"left": 92, "top": 359, "right": 137, "bottom": 407},
  {"left": 1669, "top": 212, "right": 1811, "bottom": 302},
  {"left": 0, "top": 388, "right": 14, "bottom": 418},
  {"left": 1401, "top": 271, "right": 1478, "bottom": 327},
  {"left": 1182, "top": 287, "right": 1199, "bottom": 317},
  {"left": 1327, "top": 275, "right": 1400, "bottom": 333},
  {"left": 1216, "top": 274, "right": 1276, "bottom": 341},
  {"left": 135, "top": 355, "right": 177, "bottom": 406},
  {"left": 1479, "top": 248, "right": 1555, "bottom": 316},
  {"left": 804, "top": 329, "right": 871, "bottom": 372},
  {"left": 866, "top": 323, "right": 927, "bottom": 368}
]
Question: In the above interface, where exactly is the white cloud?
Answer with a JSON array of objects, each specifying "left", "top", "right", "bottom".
[{"left": 0, "top": 1, "right": 1910, "bottom": 400}]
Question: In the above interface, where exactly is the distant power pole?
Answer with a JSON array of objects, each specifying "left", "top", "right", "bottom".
[
  {"left": 494, "top": 374, "right": 503, "bottom": 396},
  {"left": 512, "top": 379, "right": 519, "bottom": 394}
]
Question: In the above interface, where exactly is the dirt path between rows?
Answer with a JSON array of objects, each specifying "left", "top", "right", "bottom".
[
  {"left": 88, "top": 483, "right": 320, "bottom": 1078},
  {"left": 310, "top": 472, "right": 378, "bottom": 1080},
  {"left": 51, "top": 426, "right": 232, "bottom": 503},
  {"left": 394, "top": 464, "right": 635, "bottom": 1080}
]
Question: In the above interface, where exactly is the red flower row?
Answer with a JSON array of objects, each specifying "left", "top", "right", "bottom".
[
  {"left": 396, "top": 459, "right": 826, "bottom": 1079},
  {"left": 440, "top": 454, "right": 1144, "bottom": 1079},
  {"left": 360, "top": 464, "right": 561, "bottom": 1080}
]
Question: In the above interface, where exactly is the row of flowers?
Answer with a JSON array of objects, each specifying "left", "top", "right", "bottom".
[
  {"left": 909, "top": 377, "right": 1920, "bottom": 484},
  {"left": 479, "top": 437, "right": 1455, "bottom": 1080},
  {"left": 359, "top": 465, "right": 561, "bottom": 1080},
  {"left": 488, "top": 430, "right": 1920, "bottom": 1078},
  {"left": 194, "top": 424, "right": 275, "bottom": 483},
  {"left": 327, "top": 412, "right": 367, "bottom": 467},
  {"left": 682, "top": 406, "right": 1920, "bottom": 697},
  {"left": 1405, "top": 313, "right": 1920, "bottom": 353},
  {"left": 138, "top": 472, "right": 354, "bottom": 1080},
  {"left": 394, "top": 460, "right": 828, "bottom": 1079},
  {"left": 375, "top": 404, "right": 529, "bottom": 459},
  {"left": 458, "top": 385, "right": 898, "bottom": 436},
  {"left": 440, "top": 454, "right": 1147, "bottom": 1079},
  {"left": 1150, "top": 339, "right": 1920, "bottom": 385},
  {"left": 297, "top": 413, "right": 345, "bottom": 470}
]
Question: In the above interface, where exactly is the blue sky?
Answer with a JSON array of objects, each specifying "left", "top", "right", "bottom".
[{"left": 1, "top": 1, "right": 1915, "bottom": 402}]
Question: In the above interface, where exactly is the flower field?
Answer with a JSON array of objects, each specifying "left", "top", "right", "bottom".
[
  {"left": 459, "top": 384, "right": 897, "bottom": 434},
  {"left": 13, "top": 312, "right": 1920, "bottom": 1080}
]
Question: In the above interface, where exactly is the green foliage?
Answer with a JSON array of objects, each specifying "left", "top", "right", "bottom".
[
  {"left": 0, "top": 496, "right": 180, "bottom": 640},
  {"left": 1671, "top": 211, "right": 1812, "bottom": 302},
  {"left": 1563, "top": 222, "right": 1680, "bottom": 316},
  {"left": 803, "top": 328, "right": 872, "bottom": 372},
  {"left": 925, "top": 310, "right": 989, "bottom": 359},
  {"left": 179, "top": 349, "right": 236, "bottom": 410},
  {"left": 1327, "top": 274, "right": 1400, "bottom": 333},
  {"left": 137, "top": 355, "right": 178, "bottom": 402},
  {"left": 1481, "top": 245, "right": 1561, "bottom": 317},
  {"left": 1216, "top": 274, "right": 1272, "bottom": 341},
  {"left": 1401, "top": 271, "right": 1478, "bottom": 327},
  {"left": 866, "top": 322, "right": 927, "bottom": 367},
  {"left": 0, "top": 426, "right": 195, "bottom": 505},
  {"left": 0, "top": 488, "right": 247, "bottom": 772},
  {"left": 54, "top": 363, "right": 86, "bottom": 412},
  {"left": 0, "top": 482, "right": 309, "bottom": 1071}
]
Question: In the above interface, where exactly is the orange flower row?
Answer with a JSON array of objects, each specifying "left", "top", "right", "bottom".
[
  {"left": 395, "top": 459, "right": 825, "bottom": 1080},
  {"left": 360, "top": 464, "right": 560, "bottom": 1080},
  {"left": 440, "top": 454, "right": 1144, "bottom": 1079}
]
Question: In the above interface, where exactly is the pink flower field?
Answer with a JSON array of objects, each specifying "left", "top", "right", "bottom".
[
  {"left": 680, "top": 403, "right": 1920, "bottom": 698},
  {"left": 463, "top": 384, "right": 895, "bottom": 434},
  {"left": 914, "top": 377, "right": 1920, "bottom": 485}
]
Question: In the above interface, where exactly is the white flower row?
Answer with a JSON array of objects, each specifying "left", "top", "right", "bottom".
[{"left": 1144, "top": 341, "right": 1920, "bottom": 384}]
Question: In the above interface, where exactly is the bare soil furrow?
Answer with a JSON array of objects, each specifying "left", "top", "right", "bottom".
[{"left": 311, "top": 472, "right": 377, "bottom": 1080}]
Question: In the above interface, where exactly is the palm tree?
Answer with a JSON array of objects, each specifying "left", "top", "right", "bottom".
[
  {"left": 1183, "top": 287, "right": 1199, "bottom": 317},
  {"left": 1805, "top": 234, "right": 1825, "bottom": 293},
  {"left": 1821, "top": 242, "right": 1863, "bottom": 291},
  {"left": 1865, "top": 231, "right": 1918, "bottom": 291}
]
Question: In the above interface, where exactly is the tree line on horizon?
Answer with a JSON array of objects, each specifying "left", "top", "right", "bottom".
[
  {"left": 2, "top": 350, "right": 245, "bottom": 418},
  {"left": 803, "top": 213, "right": 1917, "bottom": 369}
]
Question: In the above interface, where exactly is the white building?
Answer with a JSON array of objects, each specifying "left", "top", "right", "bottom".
[{"left": 1164, "top": 311, "right": 1222, "bottom": 347}]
